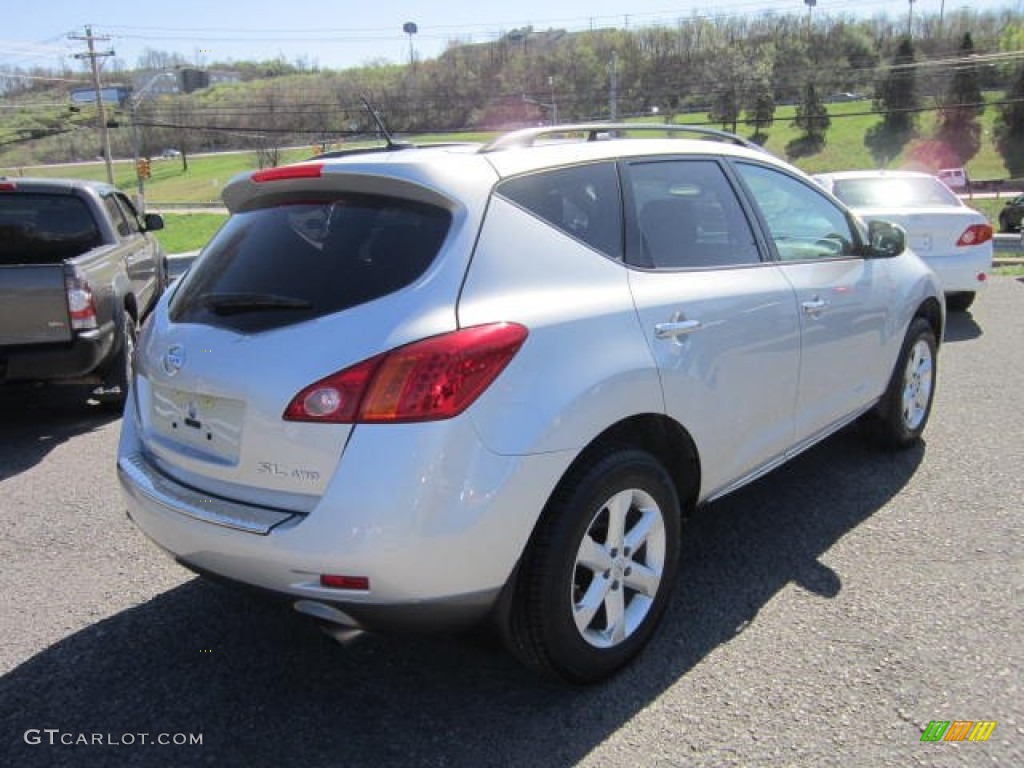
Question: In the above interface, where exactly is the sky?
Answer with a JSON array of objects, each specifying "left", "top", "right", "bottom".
[{"left": 1, "top": 0, "right": 1021, "bottom": 75}]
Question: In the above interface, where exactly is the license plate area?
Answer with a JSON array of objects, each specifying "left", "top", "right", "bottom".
[{"left": 150, "top": 384, "right": 245, "bottom": 464}]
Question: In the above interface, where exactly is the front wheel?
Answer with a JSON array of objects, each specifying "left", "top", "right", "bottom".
[
  {"left": 506, "top": 449, "right": 681, "bottom": 683},
  {"left": 872, "top": 317, "right": 937, "bottom": 449}
]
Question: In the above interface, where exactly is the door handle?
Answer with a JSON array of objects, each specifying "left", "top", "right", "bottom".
[
  {"left": 801, "top": 298, "right": 829, "bottom": 317},
  {"left": 654, "top": 320, "right": 703, "bottom": 339}
]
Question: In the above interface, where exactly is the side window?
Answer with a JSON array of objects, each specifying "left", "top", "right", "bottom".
[
  {"left": 496, "top": 162, "right": 622, "bottom": 259},
  {"left": 103, "top": 195, "right": 131, "bottom": 238},
  {"left": 736, "top": 163, "right": 858, "bottom": 262},
  {"left": 625, "top": 159, "right": 761, "bottom": 269},
  {"left": 114, "top": 194, "right": 142, "bottom": 234}
]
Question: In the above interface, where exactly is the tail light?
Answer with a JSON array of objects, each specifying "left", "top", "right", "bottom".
[
  {"left": 65, "top": 273, "right": 98, "bottom": 330},
  {"left": 956, "top": 224, "right": 993, "bottom": 247},
  {"left": 284, "top": 323, "right": 528, "bottom": 424}
]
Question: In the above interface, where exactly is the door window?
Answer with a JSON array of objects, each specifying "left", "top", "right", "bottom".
[
  {"left": 625, "top": 159, "right": 761, "bottom": 269},
  {"left": 736, "top": 163, "right": 859, "bottom": 262}
]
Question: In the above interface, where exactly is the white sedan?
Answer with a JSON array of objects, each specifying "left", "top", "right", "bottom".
[{"left": 813, "top": 170, "right": 992, "bottom": 311}]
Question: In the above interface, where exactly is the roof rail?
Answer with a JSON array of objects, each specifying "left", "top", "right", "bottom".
[{"left": 480, "top": 123, "right": 768, "bottom": 154}]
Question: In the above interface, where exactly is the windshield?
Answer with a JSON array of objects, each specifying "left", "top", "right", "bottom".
[
  {"left": 831, "top": 177, "right": 961, "bottom": 208},
  {"left": 170, "top": 194, "right": 451, "bottom": 333}
]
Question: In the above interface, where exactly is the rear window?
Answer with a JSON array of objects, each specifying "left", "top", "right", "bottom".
[
  {"left": 831, "top": 177, "right": 961, "bottom": 208},
  {"left": 0, "top": 193, "right": 102, "bottom": 265},
  {"left": 170, "top": 194, "right": 451, "bottom": 332}
]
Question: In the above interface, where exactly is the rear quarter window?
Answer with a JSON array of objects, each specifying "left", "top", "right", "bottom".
[
  {"left": 169, "top": 194, "right": 451, "bottom": 333},
  {"left": 0, "top": 193, "right": 102, "bottom": 265},
  {"left": 495, "top": 162, "right": 622, "bottom": 259}
]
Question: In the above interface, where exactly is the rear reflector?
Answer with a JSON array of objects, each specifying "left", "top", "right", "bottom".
[
  {"left": 956, "top": 224, "right": 993, "bottom": 247},
  {"left": 251, "top": 163, "right": 324, "bottom": 183},
  {"left": 319, "top": 574, "right": 370, "bottom": 591},
  {"left": 284, "top": 323, "right": 528, "bottom": 424}
]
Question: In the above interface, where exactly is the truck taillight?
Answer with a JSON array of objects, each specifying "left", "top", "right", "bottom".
[
  {"left": 956, "top": 224, "right": 993, "bottom": 247},
  {"left": 65, "top": 274, "right": 98, "bottom": 330},
  {"left": 283, "top": 323, "right": 529, "bottom": 424}
]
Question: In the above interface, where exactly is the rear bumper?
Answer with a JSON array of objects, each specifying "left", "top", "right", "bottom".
[
  {"left": 0, "top": 326, "right": 114, "bottom": 383},
  {"left": 117, "top": 395, "right": 573, "bottom": 633},
  {"left": 924, "top": 247, "right": 992, "bottom": 294}
]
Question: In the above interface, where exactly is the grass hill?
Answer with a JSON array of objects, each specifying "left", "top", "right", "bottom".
[{"left": 3, "top": 96, "right": 1015, "bottom": 204}]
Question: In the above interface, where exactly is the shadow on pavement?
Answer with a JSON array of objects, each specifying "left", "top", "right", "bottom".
[
  {"left": 0, "top": 385, "right": 119, "bottom": 482},
  {"left": 942, "top": 310, "right": 982, "bottom": 343},
  {"left": 0, "top": 427, "right": 923, "bottom": 768}
]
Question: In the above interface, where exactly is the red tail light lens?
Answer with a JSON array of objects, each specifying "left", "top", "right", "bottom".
[
  {"left": 284, "top": 323, "right": 528, "bottom": 424},
  {"left": 65, "top": 274, "right": 98, "bottom": 330},
  {"left": 956, "top": 224, "right": 993, "bottom": 247},
  {"left": 251, "top": 163, "right": 324, "bottom": 183}
]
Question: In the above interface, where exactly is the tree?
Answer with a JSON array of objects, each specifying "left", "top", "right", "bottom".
[
  {"left": 866, "top": 38, "right": 919, "bottom": 164},
  {"left": 794, "top": 82, "right": 830, "bottom": 141},
  {"left": 995, "top": 64, "right": 1024, "bottom": 175},
  {"left": 935, "top": 32, "right": 984, "bottom": 164}
]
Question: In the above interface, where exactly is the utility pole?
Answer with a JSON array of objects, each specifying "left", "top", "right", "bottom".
[
  {"left": 71, "top": 26, "right": 115, "bottom": 184},
  {"left": 609, "top": 52, "right": 618, "bottom": 121}
]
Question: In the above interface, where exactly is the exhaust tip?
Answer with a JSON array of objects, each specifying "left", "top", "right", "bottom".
[{"left": 294, "top": 599, "right": 366, "bottom": 644}]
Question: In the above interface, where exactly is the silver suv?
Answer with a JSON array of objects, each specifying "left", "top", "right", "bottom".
[{"left": 118, "top": 125, "right": 943, "bottom": 683}]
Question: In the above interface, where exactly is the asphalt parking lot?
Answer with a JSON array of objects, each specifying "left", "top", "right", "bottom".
[{"left": 1, "top": 277, "right": 1021, "bottom": 767}]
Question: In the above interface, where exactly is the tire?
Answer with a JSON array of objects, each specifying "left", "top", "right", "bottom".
[
  {"left": 95, "top": 312, "right": 137, "bottom": 410},
  {"left": 506, "top": 449, "right": 681, "bottom": 684},
  {"left": 872, "top": 317, "right": 937, "bottom": 449},
  {"left": 945, "top": 292, "right": 975, "bottom": 313},
  {"left": 999, "top": 214, "right": 1011, "bottom": 233}
]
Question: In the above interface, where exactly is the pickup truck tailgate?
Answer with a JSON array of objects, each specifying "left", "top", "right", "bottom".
[{"left": 0, "top": 265, "right": 71, "bottom": 345}]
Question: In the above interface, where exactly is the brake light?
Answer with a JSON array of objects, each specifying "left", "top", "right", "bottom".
[
  {"left": 0, "top": 180, "right": 16, "bottom": 191},
  {"left": 956, "top": 223, "right": 993, "bottom": 247},
  {"left": 284, "top": 323, "right": 528, "bottom": 424},
  {"left": 65, "top": 274, "right": 98, "bottom": 330},
  {"left": 251, "top": 163, "right": 324, "bottom": 183}
]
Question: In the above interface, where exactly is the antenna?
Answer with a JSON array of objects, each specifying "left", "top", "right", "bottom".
[{"left": 360, "top": 97, "right": 413, "bottom": 151}]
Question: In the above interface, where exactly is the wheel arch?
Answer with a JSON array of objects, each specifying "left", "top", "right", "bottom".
[{"left": 915, "top": 296, "right": 943, "bottom": 347}]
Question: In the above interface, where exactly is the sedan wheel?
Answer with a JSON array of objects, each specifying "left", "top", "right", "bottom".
[{"left": 506, "top": 449, "right": 681, "bottom": 683}]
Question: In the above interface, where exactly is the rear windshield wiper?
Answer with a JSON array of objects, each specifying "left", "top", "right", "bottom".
[{"left": 200, "top": 293, "right": 314, "bottom": 315}]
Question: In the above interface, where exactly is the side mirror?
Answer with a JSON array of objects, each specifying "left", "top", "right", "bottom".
[
  {"left": 143, "top": 213, "right": 164, "bottom": 232},
  {"left": 866, "top": 219, "right": 905, "bottom": 258}
]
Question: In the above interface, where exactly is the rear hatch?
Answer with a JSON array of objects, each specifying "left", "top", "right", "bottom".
[
  {"left": 133, "top": 174, "right": 474, "bottom": 513},
  {"left": 0, "top": 191, "right": 102, "bottom": 345}
]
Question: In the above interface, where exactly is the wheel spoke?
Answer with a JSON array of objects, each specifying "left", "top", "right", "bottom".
[
  {"left": 623, "top": 562, "right": 660, "bottom": 597},
  {"left": 604, "top": 490, "right": 631, "bottom": 551},
  {"left": 623, "top": 506, "right": 662, "bottom": 554},
  {"left": 604, "top": 583, "right": 627, "bottom": 644},
  {"left": 576, "top": 534, "right": 612, "bottom": 573},
  {"left": 574, "top": 575, "right": 610, "bottom": 634}
]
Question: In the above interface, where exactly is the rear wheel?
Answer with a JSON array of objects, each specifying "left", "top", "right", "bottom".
[
  {"left": 506, "top": 449, "right": 681, "bottom": 683},
  {"left": 95, "top": 312, "right": 136, "bottom": 410},
  {"left": 873, "top": 317, "right": 937, "bottom": 449},
  {"left": 945, "top": 292, "right": 975, "bottom": 313}
]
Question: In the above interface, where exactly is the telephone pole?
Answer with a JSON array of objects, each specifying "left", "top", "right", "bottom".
[{"left": 71, "top": 26, "right": 115, "bottom": 184}]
